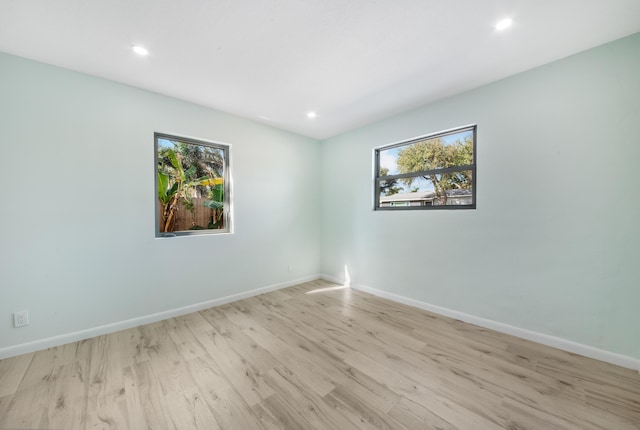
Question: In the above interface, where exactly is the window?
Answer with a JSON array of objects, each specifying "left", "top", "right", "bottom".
[
  {"left": 155, "top": 133, "right": 231, "bottom": 237},
  {"left": 374, "top": 125, "right": 476, "bottom": 210}
]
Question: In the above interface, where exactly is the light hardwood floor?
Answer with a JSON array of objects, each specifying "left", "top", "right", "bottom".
[{"left": 1, "top": 279, "right": 639, "bottom": 429}]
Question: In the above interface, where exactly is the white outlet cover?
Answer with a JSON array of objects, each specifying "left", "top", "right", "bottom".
[{"left": 14, "top": 310, "right": 29, "bottom": 328}]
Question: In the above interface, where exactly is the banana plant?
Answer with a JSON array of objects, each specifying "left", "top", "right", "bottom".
[
  {"left": 157, "top": 149, "right": 182, "bottom": 232},
  {"left": 158, "top": 148, "right": 224, "bottom": 232},
  {"left": 157, "top": 171, "right": 178, "bottom": 206},
  {"left": 203, "top": 182, "right": 224, "bottom": 228},
  {"left": 158, "top": 148, "right": 195, "bottom": 232}
]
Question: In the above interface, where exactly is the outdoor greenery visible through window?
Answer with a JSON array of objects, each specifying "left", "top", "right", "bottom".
[
  {"left": 374, "top": 125, "right": 476, "bottom": 210},
  {"left": 155, "top": 133, "right": 230, "bottom": 236}
]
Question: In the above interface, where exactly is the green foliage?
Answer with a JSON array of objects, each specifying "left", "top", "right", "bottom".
[
  {"left": 396, "top": 136, "right": 473, "bottom": 204},
  {"left": 211, "top": 183, "right": 224, "bottom": 203},
  {"left": 157, "top": 172, "right": 177, "bottom": 205},
  {"left": 176, "top": 141, "right": 224, "bottom": 183},
  {"left": 184, "top": 165, "right": 197, "bottom": 179},
  {"left": 397, "top": 137, "right": 472, "bottom": 173},
  {"left": 203, "top": 184, "right": 224, "bottom": 207},
  {"left": 203, "top": 183, "right": 224, "bottom": 228},
  {"left": 157, "top": 143, "right": 225, "bottom": 232},
  {"left": 379, "top": 167, "right": 403, "bottom": 196},
  {"left": 165, "top": 148, "right": 185, "bottom": 181},
  {"left": 183, "top": 198, "right": 195, "bottom": 212},
  {"left": 203, "top": 200, "right": 223, "bottom": 210}
]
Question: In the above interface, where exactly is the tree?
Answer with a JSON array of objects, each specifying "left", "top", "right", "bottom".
[
  {"left": 175, "top": 142, "right": 224, "bottom": 195},
  {"left": 396, "top": 137, "right": 473, "bottom": 205},
  {"left": 379, "top": 167, "right": 403, "bottom": 196}
]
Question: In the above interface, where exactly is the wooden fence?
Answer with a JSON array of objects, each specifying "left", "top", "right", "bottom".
[{"left": 159, "top": 197, "right": 220, "bottom": 232}]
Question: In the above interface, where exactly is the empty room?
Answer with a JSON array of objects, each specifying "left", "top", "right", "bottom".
[{"left": 0, "top": 1, "right": 639, "bottom": 429}]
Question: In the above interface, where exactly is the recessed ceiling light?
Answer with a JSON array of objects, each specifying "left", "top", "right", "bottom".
[
  {"left": 495, "top": 18, "right": 513, "bottom": 31},
  {"left": 307, "top": 112, "right": 317, "bottom": 119},
  {"left": 132, "top": 45, "right": 149, "bottom": 56}
]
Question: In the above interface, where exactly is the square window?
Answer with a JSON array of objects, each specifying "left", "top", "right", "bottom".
[{"left": 155, "top": 133, "right": 231, "bottom": 236}]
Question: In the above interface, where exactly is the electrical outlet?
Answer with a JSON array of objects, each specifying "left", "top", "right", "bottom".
[{"left": 14, "top": 310, "right": 29, "bottom": 328}]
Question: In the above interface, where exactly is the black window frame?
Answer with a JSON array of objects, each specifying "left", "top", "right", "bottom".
[
  {"left": 373, "top": 125, "right": 477, "bottom": 211},
  {"left": 154, "top": 132, "right": 232, "bottom": 237}
]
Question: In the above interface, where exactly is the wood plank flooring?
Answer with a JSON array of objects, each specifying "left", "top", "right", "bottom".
[{"left": 1, "top": 279, "right": 639, "bottom": 429}]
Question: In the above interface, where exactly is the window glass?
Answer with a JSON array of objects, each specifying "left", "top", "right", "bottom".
[
  {"left": 155, "top": 133, "right": 231, "bottom": 236},
  {"left": 374, "top": 126, "right": 476, "bottom": 210}
]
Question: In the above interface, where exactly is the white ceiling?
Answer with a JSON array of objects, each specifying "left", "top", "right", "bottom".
[{"left": 1, "top": 1, "right": 639, "bottom": 140}]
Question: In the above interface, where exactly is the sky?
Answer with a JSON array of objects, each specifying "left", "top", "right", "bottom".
[{"left": 157, "top": 138, "right": 174, "bottom": 149}]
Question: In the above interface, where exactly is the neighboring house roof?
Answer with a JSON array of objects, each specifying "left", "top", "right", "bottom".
[
  {"left": 380, "top": 191, "right": 436, "bottom": 202},
  {"left": 381, "top": 191, "right": 435, "bottom": 202},
  {"left": 380, "top": 189, "right": 471, "bottom": 202},
  {"left": 443, "top": 189, "right": 472, "bottom": 197}
]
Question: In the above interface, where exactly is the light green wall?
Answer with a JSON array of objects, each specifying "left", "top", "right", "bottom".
[
  {"left": 0, "top": 53, "right": 321, "bottom": 350},
  {"left": 2, "top": 34, "right": 638, "bottom": 361},
  {"left": 320, "top": 34, "right": 640, "bottom": 359}
]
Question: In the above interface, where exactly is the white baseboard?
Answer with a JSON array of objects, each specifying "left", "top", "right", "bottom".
[
  {"left": 0, "top": 274, "right": 321, "bottom": 360},
  {"left": 320, "top": 275, "right": 640, "bottom": 372}
]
